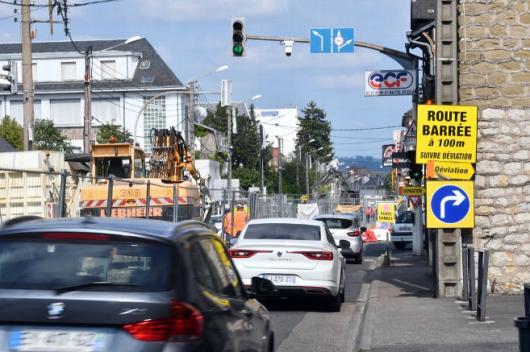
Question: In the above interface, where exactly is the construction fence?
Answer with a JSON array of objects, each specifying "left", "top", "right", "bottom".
[{"left": 0, "top": 167, "right": 362, "bottom": 225}]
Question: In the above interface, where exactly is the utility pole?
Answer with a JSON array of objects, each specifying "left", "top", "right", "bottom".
[
  {"left": 227, "top": 104, "right": 233, "bottom": 235},
  {"left": 187, "top": 81, "right": 195, "bottom": 148},
  {"left": 21, "top": 0, "right": 34, "bottom": 151},
  {"left": 296, "top": 146, "right": 300, "bottom": 189},
  {"left": 305, "top": 153, "right": 310, "bottom": 197},
  {"left": 259, "top": 124, "right": 264, "bottom": 194},
  {"left": 83, "top": 46, "right": 92, "bottom": 153},
  {"left": 277, "top": 136, "right": 282, "bottom": 194}
]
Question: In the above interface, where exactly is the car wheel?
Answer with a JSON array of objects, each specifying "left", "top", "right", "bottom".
[
  {"left": 327, "top": 292, "right": 342, "bottom": 312},
  {"left": 340, "top": 287, "right": 345, "bottom": 303},
  {"left": 354, "top": 254, "right": 363, "bottom": 264},
  {"left": 267, "top": 332, "right": 275, "bottom": 352},
  {"left": 394, "top": 242, "right": 407, "bottom": 250}
]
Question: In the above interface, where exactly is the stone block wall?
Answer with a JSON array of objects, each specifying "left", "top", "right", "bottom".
[{"left": 458, "top": 0, "right": 530, "bottom": 293}]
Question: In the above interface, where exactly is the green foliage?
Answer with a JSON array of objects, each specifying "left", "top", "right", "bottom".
[
  {"left": 0, "top": 116, "right": 23, "bottom": 150},
  {"left": 296, "top": 101, "right": 334, "bottom": 160},
  {"left": 96, "top": 123, "right": 132, "bottom": 144},
  {"left": 194, "top": 125, "right": 208, "bottom": 138},
  {"left": 232, "top": 167, "right": 259, "bottom": 190},
  {"left": 33, "top": 119, "right": 73, "bottom": 153}
]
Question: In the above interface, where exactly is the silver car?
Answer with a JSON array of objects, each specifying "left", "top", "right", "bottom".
[{"left": 314, "top": 214, "right": 364, "bottom": 264}]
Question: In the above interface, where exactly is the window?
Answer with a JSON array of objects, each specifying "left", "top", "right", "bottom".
[
  {"left": 396, "top": 212, "right": 415, "bottom": 224},
  {"left": 92, "top": 98, "right": 120, "bottom": 125},
  {"left": 244, "top": 223, "right": 321, "bottom": 241},
  {"left": 32, "top": 63, "right": 37, "bottom": 82},
  {"left": 0, "top": 238, "right": 172, "bottom": 291},
  {"left": 325, "top": 227, "right": 336, "bottom": 246},
  {"left": 61, "top": 62, "right": 77, "bottom": 81},
  {"left": 10, "top": 100, "right": 41, "bottom": 125},
  {"left": 50, "top": 99, "right": 81, "bottom": 126},
  {"left": 192, "top": 238, "right": 241, "bottom": 297},
  {"left": 143, "top": 96, "right": 166, "bottom": 153},
  {"left": 316, "top": 218, "right": 353, "bottom": 229},
  {"left": 100, "top": 60, "right": 116, "bottom": 80}
]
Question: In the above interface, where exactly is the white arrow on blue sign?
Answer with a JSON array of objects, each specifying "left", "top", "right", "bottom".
[
  {"left": 310, "top": 28, "right": 354, "bottom": 54},
  {"left": 430, "top": 185, "right": 470, "bottom": 223}
]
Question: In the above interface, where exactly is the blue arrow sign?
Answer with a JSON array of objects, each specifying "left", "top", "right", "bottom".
[
  {"left": 310, "top": 28, "right": 354, "bottom": 54},
  {"left": 430, "top": 185, "right": 470, "bottom": 223}
]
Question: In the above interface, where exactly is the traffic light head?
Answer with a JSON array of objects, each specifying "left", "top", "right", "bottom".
[
  {"left": 231, "top": 18, "right": 246, "bottom": 57},
  {"left": 1, "top": 60, "right": 18, "bottom": 94}
]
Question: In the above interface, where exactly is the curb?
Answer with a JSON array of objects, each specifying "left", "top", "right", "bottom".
[{"left": 351, "top": 256, "right": 383, "bottom": 352}]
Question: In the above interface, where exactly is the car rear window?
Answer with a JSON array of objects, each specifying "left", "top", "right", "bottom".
[
  {"left": 396, "top": 212, "right": 415, "bottom": 224},
  {"left": 0, "top": 236, "right": 173, "bottom": 291},
  {"left": 316, "top": 218, "right": 353, "bottom": 229},
  {"left": 243, "top": 223, "right": 321, "bottom": 241}
]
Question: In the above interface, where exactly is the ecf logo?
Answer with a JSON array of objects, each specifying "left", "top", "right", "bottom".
[{"left": 368, "top": 71, "right": 414, "bottom": 90}]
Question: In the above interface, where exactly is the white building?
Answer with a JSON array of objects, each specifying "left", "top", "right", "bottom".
[
  {"left": 0, "top": 38, "right": 189, "bottom": 152},
  {"left": 254, "top": 107, "right": 299, "bottom": 159}
]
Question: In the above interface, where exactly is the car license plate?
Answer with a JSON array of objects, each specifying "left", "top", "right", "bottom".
[
  {"left": 9, "top": 330, "right": 105, "bottom": 352},
  {"left": 261, "top": 274, "right": 296, "bottom": 284}
]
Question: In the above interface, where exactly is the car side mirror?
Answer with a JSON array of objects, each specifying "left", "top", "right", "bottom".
[
  {"left": 360, "top": 227, "right": 367, "bottom": 233},
  {"left": 339, "top": 239, "right": 351, "bottom": 249},
  {"left": 250, "top": 277, "right": 277, "bottom": 297}
]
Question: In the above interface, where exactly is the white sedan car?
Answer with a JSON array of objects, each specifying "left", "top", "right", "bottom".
[{"left": 229, "top": 218, "right": 347, "bottom": 311}]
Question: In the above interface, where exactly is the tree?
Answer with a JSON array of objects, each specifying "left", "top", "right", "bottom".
[
  {"left": 96, "top": 123, "right": 132, "bottom": 144},
  {"left": 296, "top": 101, "right": 334, "bottom": 161},
  {"left": 232, "top": 167, "right": 259, "bottom": 190},
  {"left": 34, "top": 119, "right": 73, "bottom": 153},
  {"left": 0, "top": 116, "right": 23, "bottom": 151}
]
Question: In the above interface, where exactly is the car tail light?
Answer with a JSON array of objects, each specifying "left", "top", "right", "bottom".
[
  {"left": 41, "top": 233, "right": 110, "bottom": 241},
  {"left": 347, "top": 230, "right": 361, "bottom": 237},
  {"left": 290, "top": 251, "right": 333, "bottom": 260},
  {"left": 123, "top": 301, "right": 203, "bottom": 342},
  {"left": 228, "top": 249, "right": 272, "bottom": 258}
]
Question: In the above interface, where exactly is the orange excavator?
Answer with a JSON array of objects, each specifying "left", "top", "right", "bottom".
[{"left": 79, "top": 127, "right": 211, "bottom": 222}]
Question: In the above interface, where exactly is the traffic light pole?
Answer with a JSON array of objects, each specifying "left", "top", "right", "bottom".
[{"left": 21, "top": 0, "right": 35, "bottom": 151}]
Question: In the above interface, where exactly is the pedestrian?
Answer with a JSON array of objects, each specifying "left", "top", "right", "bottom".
[{"left": 223, "top": 203, "right": 248, "bottom": 241}]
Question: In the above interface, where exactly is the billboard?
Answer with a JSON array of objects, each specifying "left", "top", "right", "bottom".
[
  {"left": 365, "top": 70, "right": 417, "bottom": 96},
  {"left": 382, "top": 144, "right": 395, "bottom": 167}
]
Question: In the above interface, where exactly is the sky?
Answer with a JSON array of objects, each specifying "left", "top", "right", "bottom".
[{"left": 0, "top": 0, "right": 414, "bottom": 158}]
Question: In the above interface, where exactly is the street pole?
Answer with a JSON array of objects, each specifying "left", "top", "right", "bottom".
[
  {"left": 21, "top": 0, "right": 34, "bottom": 151},
  {"left": 305, "top": 153, "right": 310, "bottom": 197},
  {"left": 227, "top": 104, "right": 233, "bottom": 230},
  {"left": 83, "top": 46, "right": 93, "bottom": 153},
  {"left": 187, "top": 81, "right": 195, "bottom": 148},
  {"left": 259, "top": 124, "right": 264, "bottom": 194},
  {"left": 296, "top": 146, "right": 300, "bottom": 189},
  {"left": 277, "top": 136, "right": 282, "bottom": 194}
]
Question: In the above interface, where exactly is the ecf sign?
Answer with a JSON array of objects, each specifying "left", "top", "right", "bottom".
[{"left": 365, "top": 70, "right": 416, "bottom": 96}]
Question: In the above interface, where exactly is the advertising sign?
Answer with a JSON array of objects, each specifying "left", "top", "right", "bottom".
[
  {"left": 382, "top": 144, "right": 395, "bottom": 167},
  {"left": 377, "top": 202, "right": 396, "bottom": 223},
  {"left": 365, "top": 70, "right": 417, "bottom": 96},
  {"left": 426, "top": 181, "right": 474, "bottom": 228},
  {"left": 416, "top": 104, "right": 478, "bottom": 164},
  {"left": 392, "top": 152, "right": 410, "bottom": 169}
]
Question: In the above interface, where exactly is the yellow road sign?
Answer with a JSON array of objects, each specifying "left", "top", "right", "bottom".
[
  {"left": 377, "top": 202, "right": 396, "bottom": 223},
  {"left": 426, "top": 181, "right": 474, "bottom": 229},
  {"left": 426, "top": 160, "right": 475, "bottom": 180},
  {"left": 399, "top": 186, "right": 425, "bottom": 196},
  {"left": 416, "top": 104, "right": 478, "bottom": 164}
]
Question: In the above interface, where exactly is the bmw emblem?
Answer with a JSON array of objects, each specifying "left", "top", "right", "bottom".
[
  {"left": 47, "top": 302, "right": 65, "bottom": 319},
  {"left": 277, "top": 251, "right": 283, "bottom": 257}
]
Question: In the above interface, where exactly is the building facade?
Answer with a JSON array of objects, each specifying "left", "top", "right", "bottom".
[
  {"left": 0, "top": 39, "right": 189, "bottom": 152},
  {"left": 255, "top": 107, "right": 299, "bottom": 159},
  {"left": 459, "top": 0, "right": 530, "bottom": 293}
]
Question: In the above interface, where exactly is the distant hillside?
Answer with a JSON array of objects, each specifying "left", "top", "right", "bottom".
[{"left": 338, "top": 156, "right": 391, "bottom": 173}]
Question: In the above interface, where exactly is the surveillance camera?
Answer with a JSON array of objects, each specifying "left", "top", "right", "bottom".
[{"left": 282, "top": 40, "right": 294, "bottom": 57}]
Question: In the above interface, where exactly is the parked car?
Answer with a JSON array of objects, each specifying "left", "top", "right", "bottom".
[
  {"left": 229, "top": 218, "right": 347, "bottom": 312},
  {"left": 391, "top": 210, "right": 415, "bottom": 249},
  {"left": 314, "top": 214, "right": 364, "bottom": 264},
  {"left": 0, "top": 216, "right": 275, "bottom": 352}
]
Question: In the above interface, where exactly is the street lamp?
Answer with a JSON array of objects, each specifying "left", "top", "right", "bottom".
[
  {"left": 84, "top": 35, "right": 143, "bottom": 153},
  {"left": 133, "top": 64, "right": 229, "bottom": 147},
  {"left": 306, "top": 146, "right": 324, "bottom": 196}
]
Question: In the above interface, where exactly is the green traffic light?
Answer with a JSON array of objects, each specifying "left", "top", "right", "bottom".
[{"left": 233, "top": 44, "right": 244, "bottom": 56}]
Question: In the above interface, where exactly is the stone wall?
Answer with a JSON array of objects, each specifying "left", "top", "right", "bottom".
[{"left": 458, "top": 0, "right": 530, "bottom": 293}]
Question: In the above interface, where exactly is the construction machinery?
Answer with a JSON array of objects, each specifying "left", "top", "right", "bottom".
[{"left": 80, "top": 128, "right": 210, "bottom": 221}]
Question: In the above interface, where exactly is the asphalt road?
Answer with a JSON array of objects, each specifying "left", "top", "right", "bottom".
[{"left": 264, "top": 243, "right": 387, "bottom": 352}]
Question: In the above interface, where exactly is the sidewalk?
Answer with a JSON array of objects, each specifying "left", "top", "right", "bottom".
[{"left": 359, "top": 251, "right": 523, "bottom": 352}]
